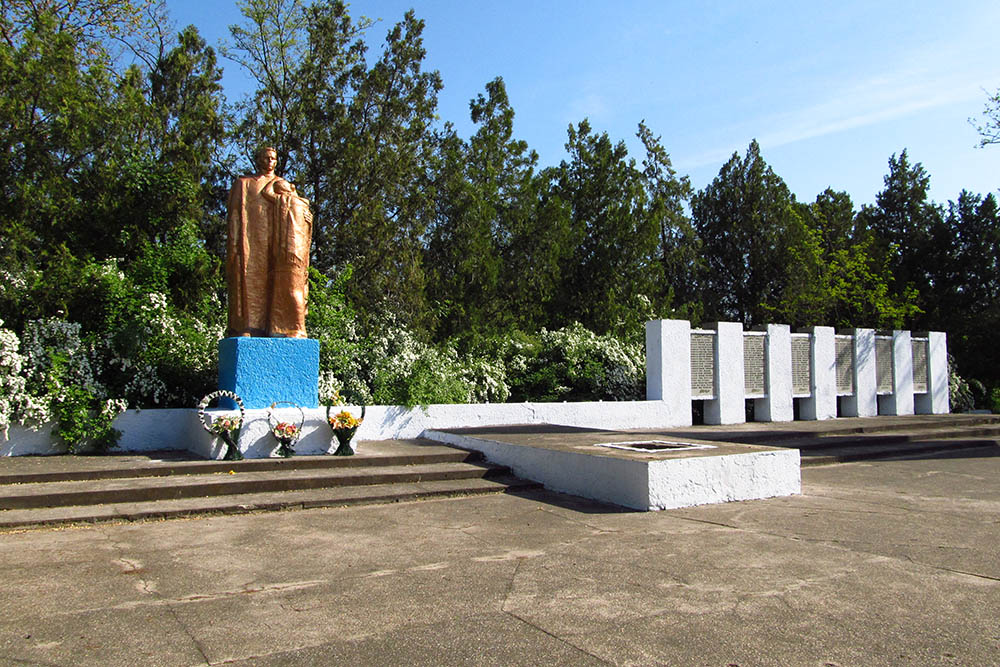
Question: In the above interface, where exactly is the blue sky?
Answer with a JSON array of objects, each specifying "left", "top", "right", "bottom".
[{"left": 170, "top": 0, "right": 1000, "bottom": 208}]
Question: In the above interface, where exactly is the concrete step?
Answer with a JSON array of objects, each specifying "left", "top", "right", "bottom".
[
  {"left": 661, "top": 414, "right": 1000, "bottom": 465},
  {"left": 714, "top": 415, "right": 1000, "bottom": 445},
  {"left": 0, "top": 439, "right": 479, "bottom": 485},
  {"left": 781, "top": 424, "right": 1000, "bottom": 465},
  {"left": 0, "top": 439, "right": 542, "bottom": 529},
  {"left": 783, "top": 424, "right": 1000, "bottom": 450},
  {"left": 800, "top": 438, "right": 1000, "bottom": 466},
  {"left": 0, "top": 474, "right": 541, "bottom": 530},
  {"left": 0, "top": 460, "right": 512, "bottom": 510}
]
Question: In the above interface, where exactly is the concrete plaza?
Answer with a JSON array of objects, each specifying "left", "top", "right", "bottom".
[{"left": 0, "top": 445, "right": 997, "bottom": 666}]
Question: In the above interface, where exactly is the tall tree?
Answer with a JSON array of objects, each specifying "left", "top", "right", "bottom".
[
  {"left": 924, "top": 191, "right": 1000, "bottom": 383},
  {"left": 550, "top": 120, "right": 659, "bottom": 336},
  {"left": 971, "top": 87, "right": 1000, "bottom": 147},
  {"left": 856, "top": 150, "right": 943, "bottom": 323},
  {"left": 0, "top": 0, "right": 154, "bottom": 48},
  {"left": 426, "top": 77, "right": 538, "bottom": 341},
  {"left": 500, "top": 171, "right": 574, "bottom": 333},
  {"left": 690, "top": 139, "right": 798, "bottom": 326},
  {"left": 780, "top": 191, "right": 917, "bottom": 328},
  {"left": 0, "top": 1, "right": 229, "bottom": 410},
  {"left": 637, "top": 121, "right": 698, "bottom": 319},
  {"left": 320, "top": 10, "right": 441, "bottom": 327},
  {"left": 223, "top": 0, "right": 309, "bottom": 166}
]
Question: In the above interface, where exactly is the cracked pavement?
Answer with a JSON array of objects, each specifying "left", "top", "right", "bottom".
[{"left": 0, "top": 445, "right": 998, "bottom": 666}]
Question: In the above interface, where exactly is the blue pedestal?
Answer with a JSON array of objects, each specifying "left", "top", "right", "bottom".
[{"left": 218, "top": 337, "right": 320, "bottom": 409}]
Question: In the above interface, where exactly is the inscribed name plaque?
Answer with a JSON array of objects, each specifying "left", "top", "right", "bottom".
[
  {"left": 743, "top": 334, "right": 765, "bottom": 396},
  {"left": 911, "top": 338, "right": 929, "bottom": 393},
  {"left": 690, "top": 332, "right": 715, "bottom": 398},
  {"left": 835, "top": 335, "right": 854, "bottom": 395},
  {"left": 791, "top": 334, "right": 811, "bottom": 396},
  {"left": 875, "top": 336, "right": 894, "bottom": 394}
]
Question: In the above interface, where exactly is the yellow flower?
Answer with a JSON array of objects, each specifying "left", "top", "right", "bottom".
[{"left": 328, "top": 410, "right": 362, "bottom": 430}]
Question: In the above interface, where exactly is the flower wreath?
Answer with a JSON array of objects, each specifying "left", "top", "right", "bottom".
[{"left": 197, "top": 390, "right": 245, "bottom": 461}]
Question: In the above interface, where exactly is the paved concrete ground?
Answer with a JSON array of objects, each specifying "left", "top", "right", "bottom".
[{"left": 0, "top": 444, "right": 997, "bottom": 666}]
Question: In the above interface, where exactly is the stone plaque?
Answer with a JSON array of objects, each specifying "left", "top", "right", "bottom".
[
  {"left": 876, "top": 336, "right": 894, "bottom": 394},
  {"left": 690, "top": 332, "right": 715, "bottom": 398},
  {"left": 912, "top": 338, "right": 929, "bottom": 393},
  {"left": 835, "top": 335, "right": 854, "bottom": 395},
  {"left": 791, "top": 334, "right": 811, "bottom": 396},
  {"left": 743, "top": 334, "right": 766, "bottom": 396}
]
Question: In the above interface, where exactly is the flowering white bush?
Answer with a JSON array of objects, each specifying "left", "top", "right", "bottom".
[
  {"left": 461, "top": 355, "right": 510, "bottom": 404},
  {"left": 487, "top": 323, "right": 645, "bottom": 402},
  {"left": 0, "top": 269, "right": 31, "bottom": 299},
  {"left": 315, "top": 312, "right": 643, "bottom": 407},
  {"left": 0, "top": 317, "right": 126, "bottom": 449},
  {"left": 539, "top": 323, "right": 645, "bottom": 400},
  {"left": 0, "top": 319, "right": 35, "bottom": 438},
  {"left": 22, "top": 318, "right": 100, "bottom": 398}
]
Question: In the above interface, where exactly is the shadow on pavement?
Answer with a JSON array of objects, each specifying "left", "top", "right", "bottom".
[{"left": 504, "top": 486, "right": 638, "bottom": 514}]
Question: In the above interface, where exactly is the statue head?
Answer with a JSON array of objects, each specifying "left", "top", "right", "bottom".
[{"left": 254, "top": 146, "right": 278, "bottom": 175}]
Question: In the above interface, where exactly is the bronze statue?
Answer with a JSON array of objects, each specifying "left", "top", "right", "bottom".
[{"left": 226, "top": 147, "right": 312, "bottom": 338}]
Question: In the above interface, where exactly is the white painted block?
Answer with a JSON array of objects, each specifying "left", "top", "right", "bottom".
[
  {"left": 915, "top": 331, "right": 949, "bottom": 414},
  {"left": 705, "top": 321, "right": 745, "bottom": 425},
  {"left": 646, "top": 319, "right": 693, "bottom": 426},
  {"left": 427, "top": 430, "right": 652, "bottom": 509},
  {"left": 428, "top": 430, "right": 801, "bottom": 511},
  {"left": 879, "top": 330, "right": 914, "bottom": 416},
  {"left": 800, "top": 326, "right": 837, "bottom": 420},
  {"left": 756, "top": 324, "right": 793, "bottom": 422},
  {"left": 647, "top": 449, "right": 801, "bottom": 509},
  {"left": 841, "top": 328, "right": 877, "bottom": 417}
]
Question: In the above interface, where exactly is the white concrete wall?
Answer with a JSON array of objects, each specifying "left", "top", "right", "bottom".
[
  {"left": 841, "top": 328, "right": 877, "bottom": 417},
  {"left": 2, "top": 424, "right": 60, "bottom": 456},
  {"left": 646, "top": 449, "right": 801, "bottom": 510},
  {"left": 9, "top": 399, "right": 683, "bottom": 459},
  {"left": 704, "top": 321, "right": 745, "bottom": 425},
  {"left": 2, "top": 320, "right": 952, "bottom": 457},
  {"left": 800, "top": 326, "right": 837, "bottom": 420},
  {"left": 879, "top": 330, "right": 915, "bottom": 416},
  {"left": 756, "top": 324, "right": 793, "bottom": 422},
  {"left": 426, "top": 429, "right": 652, "bottom": 510},
  {"left": 645, "top": 319, "right": 692, "bottom": 426},
  {"left": 648, "top": 318, "right": 946, "bottom": 426},
  {"left": 915, "top": 331, "right": 949, "bottom": 414},
  {"left": 3, "top": 409, "right": 204, "bottom": 457}
]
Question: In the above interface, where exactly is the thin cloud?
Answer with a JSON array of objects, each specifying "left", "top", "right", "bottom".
[{"left": 678, "top": 61, "right": 997, "bottom": 170}]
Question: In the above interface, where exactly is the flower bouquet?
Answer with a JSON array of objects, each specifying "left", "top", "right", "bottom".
[
  {"left": 198, "top": 391, "right": 245, "bottom": 461},
  {"left": 327, "top": 406, "right": 365, "bottom": 456},
  {"left": 268, "top": 402, "right": 304, "bottom": 458}
]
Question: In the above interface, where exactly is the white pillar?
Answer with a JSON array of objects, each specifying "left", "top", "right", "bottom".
[
  {"left": 841, "top": 328, "right": 877, "bottom": 417},
  {"left": 756, "top": 323, "right": 793, "bottom": 422},
  {"left": 879, "top": 330, "right": 914, "bottom": 416},
  {"left": 645, "top": 319, "right": 692, "bottom": 426},
  {"left": 800, "top": 326, "right": 837, "bottom": 420},
  {"left": 705, "top": 321, "right": 745, "bottom": 425},
  {"left": 915, "top": 331, "right": 949, "bottom": 414}
]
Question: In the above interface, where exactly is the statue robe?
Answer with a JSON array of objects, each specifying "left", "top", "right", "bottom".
[
  {"left": 266, "top": 185, "right": 313, "bottom": 338},
  {"left": 226, "top": 173, "right": 277, "bottom": 337}
]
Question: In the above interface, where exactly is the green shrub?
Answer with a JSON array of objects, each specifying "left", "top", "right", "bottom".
[
  {"left": 485, "top": 323, "right": 644, "bottom": 402},
  {"left": 949, "top": 356, "right": 985, "bottom": 412},
  {"left": 989, "top": 387, "right": 1000, "bottom": 414},
  {"left": 12, "top": 318, "right": 126, "bottom": 452}
]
